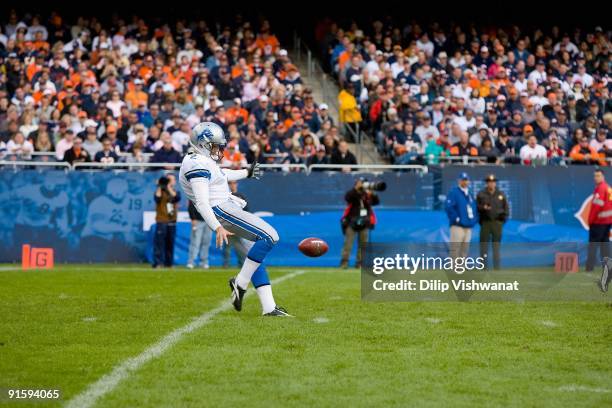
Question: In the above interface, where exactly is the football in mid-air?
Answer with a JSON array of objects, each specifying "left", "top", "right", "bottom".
[{"left": 298, "top": 237, "right": 329, "bottom": 257}]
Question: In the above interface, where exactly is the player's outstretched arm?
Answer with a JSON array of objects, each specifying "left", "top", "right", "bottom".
[{"left": 225, "top": 162, "right": 262, "bottom": 181}]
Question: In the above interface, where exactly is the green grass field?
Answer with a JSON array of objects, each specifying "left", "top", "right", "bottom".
[{"left": 0, "top": 265, "right": 611, "bottom": 407}]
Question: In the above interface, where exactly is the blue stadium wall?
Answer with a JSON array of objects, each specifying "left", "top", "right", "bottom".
[{"left": 0, "top": 166, "right": 608, "bottom": 265}]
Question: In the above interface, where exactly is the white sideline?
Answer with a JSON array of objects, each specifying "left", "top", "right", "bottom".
[{"left": 65, "top": 270, "right": 306, "bottom": 408}]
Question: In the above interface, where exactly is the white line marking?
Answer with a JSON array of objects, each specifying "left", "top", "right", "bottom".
[
  {"left": 558, "top": 385, "right": 611, "bottom": 393},
  {"left": 425, "top": 317, "right": 442, "bottom": 324},
  {"left": 65, "top": 270, "right": 306, "bottom": 408},
  {"left": 539, "top": 320, "right": 559, "bottom": 328},
  {"left": 313, "top": 317, "right": 329, "bottom": 324}
]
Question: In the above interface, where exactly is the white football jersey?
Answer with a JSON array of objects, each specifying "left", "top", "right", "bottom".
[{"left": 179, "top": 152, "right": 232, "bottom": 207}]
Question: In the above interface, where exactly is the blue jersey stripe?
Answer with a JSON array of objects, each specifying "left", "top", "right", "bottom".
[
  {"left": 185, "top": 170, "right": 211, "bottom": 180},
  {"left": 214, "top": 207, "right": 274, "bottom": 243},
  {"left": 212, "top": 207, "right": 273, "bottom": 244}
]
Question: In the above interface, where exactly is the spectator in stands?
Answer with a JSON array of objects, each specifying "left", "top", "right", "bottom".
[
  {"left": 125, "top": 143, "right": 148, "bottom": 166},
  {"left": 6, "top": 132, "right": 34, "bottom": 160},
  {"left": 331, "top": 140, "right": 358, "bottom": 172},
  {"left": 55, "top": 129, "right": 74, "bottom": 160},
  {"left": 570, "top": 137, "right": 603, "bottom": 166},
  {"left": 151, "top": 132, "right": 182, "bottom": 165},
  {"left": 308, "top": 145, "right": 330, "bottom": 170},
  {"left": 415, "top": 115, "right": 439, "bottom": 141},
  {"left": 591, "top": 127, "right": 612, "bottom": 159},
  {"left": 318, "top": 104, "right": 334, "bottom": 127},
  {"left": 104, "top": 125, "right": 125, "bottom": 153},
  {"left": 34, "top": 131, "right": 54, "bottom": 153},
  {"left": 63, "top": 137, "right": 90, "bottom": 164},
  {"left": 478, "top": 137, "right": 501, "bottom": 164},
  {"left": 282, "top": 146, "right": 305, "bottom": 171},
  {"left": 546, "top": 134, "right": 566, "bottom": 165},
  {"left": 301, "top": 133, "right": 317, "bottom": 158},
  {"left": 106, "top": 91, "right": 125, "bottom": 118},
  {"left": 450, "top": 132, "right": 478, "bottom": 158},
  {"left": 125, "top": 79, "right": 147, "bottom": 109},
  {"left": 423, "top": 134, "right": 446, "bottom": 165},
  {"left": 82, "top": 125, "right": 102, "bottom": 158},
  {"left": 221, "top": 142, "right": 247, "bottom": 169},
  {"left": 495, "top": 130, "right": 515, "bottom": 158},
  {"left": 338, "top": 86, "right": 362, "bottom": 141},
  {"left": 94, "top": 138, "right": 120, "bottom": 164},
  {"left": 520, "top": 135, "right": 548, "bottom": 165}
]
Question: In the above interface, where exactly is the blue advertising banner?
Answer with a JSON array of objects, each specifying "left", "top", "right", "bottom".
[{"left": 0, "top": 166, "right": 602, "bottom": 264}]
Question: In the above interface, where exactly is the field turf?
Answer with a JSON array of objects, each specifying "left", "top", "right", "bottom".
[{"left": 0, "top": 265, "right": 611, "bottom": 407}]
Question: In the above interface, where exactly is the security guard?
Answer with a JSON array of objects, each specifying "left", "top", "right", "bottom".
[{"left": 477, "top": 174, "right": 509, "bottom": 269}]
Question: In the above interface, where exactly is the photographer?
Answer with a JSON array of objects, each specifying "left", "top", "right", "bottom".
[
  {"left": 340, "top": 178, "right": 383, "bottom": 269},
  {"left": 153, "top": 173, "right": 181, "bottom": 268}
]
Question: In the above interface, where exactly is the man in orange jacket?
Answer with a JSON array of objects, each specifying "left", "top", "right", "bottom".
[{"left": 586, "top": 169, "right": 612, "bottom": 271}]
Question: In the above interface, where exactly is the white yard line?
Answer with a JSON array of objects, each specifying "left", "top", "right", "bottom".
[
  {"left": 558, "top": 385, "right": 611, "bottom": 393},
  {"left": 0, "top": 266, "right": 21, "bottom": 271},
  {"left": 65, "top": 270, "right": 306, "bottom": 408}
]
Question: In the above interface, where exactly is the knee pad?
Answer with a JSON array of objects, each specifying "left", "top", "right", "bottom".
[{"left": 247, "top": 239, "right": 274, "bottom": 263}]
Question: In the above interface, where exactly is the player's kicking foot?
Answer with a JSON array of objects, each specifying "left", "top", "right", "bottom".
[
  {"left": 228, "top": 278, "right": 246, "bottom": 311},
  {"left": 600, "top": 258, "right": 610, "bottom": 293},
  {"left": 264, "top": 306, "right": 293, "bottom": 317}
]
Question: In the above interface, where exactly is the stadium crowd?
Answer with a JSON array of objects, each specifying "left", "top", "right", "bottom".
[
  {"left": 320, "top": 19, "right": 611, "bottom": 166},
  {"left": 0, "top": 11, "right": 349, "bottom": 171}
]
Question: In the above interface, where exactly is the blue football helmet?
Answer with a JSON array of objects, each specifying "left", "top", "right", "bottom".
[{"left": 190, "top": 122, "right": 226, "bottom": 161}]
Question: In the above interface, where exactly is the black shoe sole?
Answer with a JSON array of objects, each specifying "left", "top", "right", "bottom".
[{"left": 228, "top": 278, "right": 244, "bottom": 311}]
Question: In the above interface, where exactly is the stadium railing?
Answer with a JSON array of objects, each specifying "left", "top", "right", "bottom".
[
  {"left": 0, "top": 160, "right": 71, "bottom": 169},
  {"left": 308, "top": 164, "right": 428, "bottom": 173},
  {"left": 70, "top": 162, "right": 309, "bottom": 172},
  {"left": 72, "top": 162, "right": 181, "bottom": 171}
]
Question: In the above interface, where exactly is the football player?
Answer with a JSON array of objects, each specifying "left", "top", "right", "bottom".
[{"left": 179, "top": 122, "right": 290, "bottom": 316}]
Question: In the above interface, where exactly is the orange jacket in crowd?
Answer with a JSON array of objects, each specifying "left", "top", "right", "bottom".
[
  {"left": 225, "top": 106, "right": 249, "bottom": 124},
  {"left": 125, "top": 89, "right": 148, "bottom": 109},
  {"left": 254, "top": 34, "right": 280, "bottom": 53},
  {"left": 569, "top": 144, "right": 606, "bottom": 166},
  {"left": 449, "top": 143, "right": 478, "bottom": 156}
]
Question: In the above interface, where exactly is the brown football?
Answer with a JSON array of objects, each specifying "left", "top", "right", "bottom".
[{"left": 298, "top": 237, "right": 329, "bottom": 257}]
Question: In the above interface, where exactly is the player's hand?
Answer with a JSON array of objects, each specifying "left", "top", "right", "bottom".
[
  {"left": 215, "top": 226, "right": 234, "bottom": 248},
  {"left": 247, "top": 161, "right": 262, "bottom": 179}
]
